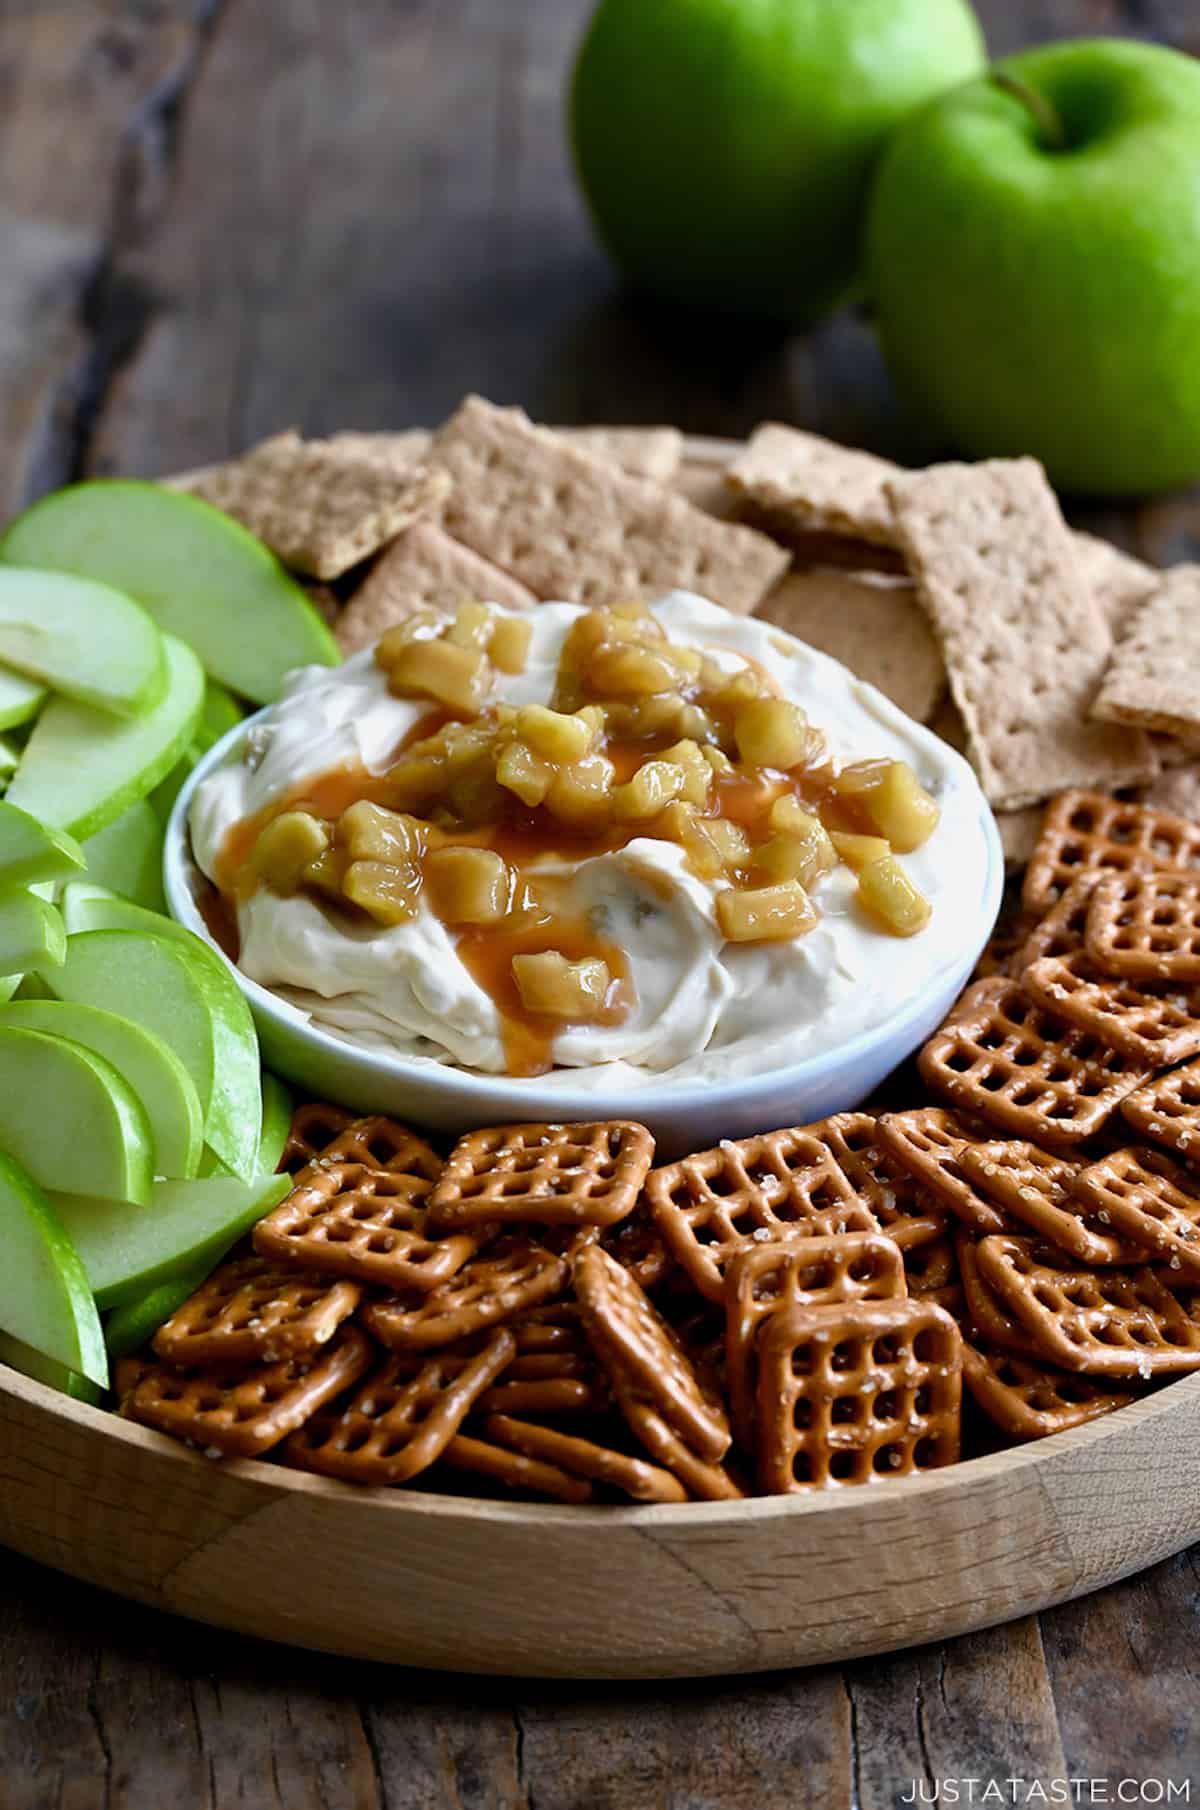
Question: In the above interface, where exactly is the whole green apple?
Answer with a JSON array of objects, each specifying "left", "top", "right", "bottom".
[
  {"left": 866, "top": 38, "right": 1200, "bottom": 495},
  {"left": 570, "top": 0, "right": 986, "bottom": 324}
]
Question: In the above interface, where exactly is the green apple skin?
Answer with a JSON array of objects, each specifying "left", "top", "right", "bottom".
[
  {"left": 46, "top": 926, "right": 262, "bottom": 1180},
  {"left": 0, "top": 734, "right": 16, "bottom": 786},
  {"left": 0, "top": 998, "right": 204, "bottom": 1180},
  {"left": 0, "top": 668, "right": 45, "bottom": 732},
  {"left": 0, "top": 1026, "right": 154, "bottom": 1204},
  {"left": 0, "top": 480, "right": 340, "bottom": 705},
  {"left": 6, "top": 633, "right": 203, "bottom": 841},
  {"left": 81, "top": 799, "right": 166, "bottom": 912},
  {"left": 199, "top": 1069, "right": 293, "bottom": 1179},
  {"left": 60, "top": 880, "right": 190, "bottom": 944},
  {"left": 0, "top": 890, "right": 66, "bottom": 974},
  {"left": 0, "top": 1150, "right": 107, "bottom": 1388},
  {"left": 867, "top": 39, "right": 1200, "bottom": 494},
  {"left": 103, "top": 1268, "right": 208, "bottom": 1360},
  {"left": 0, "top": 801, "right": 86, "bottom": 889},
  {"left": 0, "top": 567, "right": 165, "bottom": 718},
  {"left": 55, "top": 1171, "right": 290, "bottom": 1310},
  {"left": 0, "top": 1327, "right": 103, "bottom": 1404},
  {"left": 571, "top": 0, "right": 986, "bottom": 325}
]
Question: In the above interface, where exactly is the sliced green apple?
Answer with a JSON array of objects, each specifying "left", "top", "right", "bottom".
[
  {"left": 0, "top": 1150, "right": 107, "bottom": 1388},
  {"left": 6, "top": 633, "right": 202, "bottom": 843},
  {"left": 81, "top": 799, "right": 165, "bottom": 911},
  {"left": 0, "top": 566, "right": 165, "bottom": 717},
  {"left": 200, "top": 1069, "right": 292, "bottom": 1179},
  {"left": 45, "top": 926, "right": 261, "bottom": 1179},
  {"left": 198, "top": 679, "right": 245, "bottom": 750},
  {"left": 0, "top": 1327, "right": 103, "bottom": 1403},
  {"left": 0, "top": 734, "right": 16, "bottom": 787},
  {"left": 0, "top": 1026, "right": 153, "bottom": 1203},
  {"left": 103, "top": 1267, "right": 208, "bottom": 1360},
  {"left": 54, "top": 1171, "right": 290, "bottom": 1310},
  {"left": 0, "top": 891, "right": 65, "bottom": 974},
  {"left": 0, "top": 998, "right": 203, "bottom": 1179},
  {"left": 6, "top": 633, "right": 203, "bottom": 841},
  {"left": 0, "top": 667, "right": 45, "bottom": 731},
  {"left": 0, "top": 801, "right": 86, "bottom": 888},
  {"left": 0, "top": 479, "right": 339, "bottom": 704}
]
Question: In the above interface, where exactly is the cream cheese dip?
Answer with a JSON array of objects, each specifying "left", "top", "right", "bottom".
[{"left": 189, "top": 591, "right": 992, "bottom": 1091}]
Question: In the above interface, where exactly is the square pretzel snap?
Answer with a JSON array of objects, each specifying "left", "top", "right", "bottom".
[{"left": 426, "top": 1121, "right": 653, "bottom": 1232}]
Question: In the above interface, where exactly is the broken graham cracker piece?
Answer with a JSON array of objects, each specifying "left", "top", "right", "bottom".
[
  {"left": 180, "top": 430, "right": 451, "bottom": 580},
  {"left": 1094, "top": 563, "right": 1200, "bottom": 743},
  {"left": 336, "top": 520, "right": 535, "bottom": 654},
  {"left": 725, "top": 423, "right": 900, "bottom": 546},
  {"left": 755, "top": 569, "right": 944, "bottom": 723},
  {"left": 888, "top": 459, "right": 1156, "bottom": 809},
  {"left": 428, "top": 396, "right": 789, "bottom": 614}
]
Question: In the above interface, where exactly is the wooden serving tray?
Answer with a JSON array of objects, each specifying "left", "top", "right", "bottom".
[
  {"left": 2, "top": 431, "right": 1197, "bottom": 1678},
  {"left": 2, "top": 1363, "right": 1199, "bottom": 1678}
]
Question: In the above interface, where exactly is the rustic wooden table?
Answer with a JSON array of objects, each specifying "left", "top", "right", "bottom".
[{"left": 3, "top": 1, "right": 1200, "bottom": 1803}]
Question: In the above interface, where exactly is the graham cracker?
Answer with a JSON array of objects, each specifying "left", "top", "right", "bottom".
[
  {"left": 179, "top": 430, "right": 450, "bottom": 580},
  {"left": 887, "top": 459, "right": 1156, "bottom": 809},
  {"left": 560, "top": 425, "right": 683, "bottom": 483},
  {"left": 1071, "top": 531, "right": 1158, "bottom": 638},
  {"left": 336, "top": 519, "right": 535, "bottom": 654},
  {"left": 995, "top": 807, "right": 1044, "bottom": 872},
  {"left": 428, "top": 397, "right": 789, "bottom": 614},
  {"left": 725, "top": 423, "right": 899, "bottom": 546},
  {"left": 325, "top": 428, "right": 433, "bottom": 469},
  {"left": 1093, "top": 564, "right": 1200, "bottom": 743},
  {"left": 1136, "top": 759, "right": 1200, "bottom": 820},
  {"left": 755, "top": 568, "right": 944, "bottom": 723}
]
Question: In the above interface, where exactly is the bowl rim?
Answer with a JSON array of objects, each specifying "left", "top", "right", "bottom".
[{"left": 163, "top": 701, "right": 1005, "bottom": 1118}]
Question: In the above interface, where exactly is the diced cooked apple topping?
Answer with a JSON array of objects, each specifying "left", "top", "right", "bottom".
[
  {"left": 512, "top": 950, "right": 612, "bottom": 1020},
  {"left": 239, "top": 601, "right": 938, "bottom": 959}
]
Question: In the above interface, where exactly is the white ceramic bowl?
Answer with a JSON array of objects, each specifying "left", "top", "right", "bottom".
[{"left": 165, "top": 716, "right": 1004, "bottom": 1157}]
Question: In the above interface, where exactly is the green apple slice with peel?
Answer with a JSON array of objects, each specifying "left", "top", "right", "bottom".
[
  {"left": 6, "top": 633, "right": 203, "bottom": 841},
  {"left": 45, "top": 926, "right": 261, "bottom": 1179},
  {"left": 103, "top": 1267, "right": 208, "bottom": 1360},
  {"left": 0, "top": 567, "right": 165, "bottom": 717},
  {"left": 0, "top": 1150, "right": 107, "bottom": 1387},
  {"left": 0, "top": 479, "right": 339, "bottom": 704},
  {"left": 0, "top": 999, "right": 203, "bottom": 1179},
  {"left": 0, "top": 801, "right": 86, "bottom": 888},
  {"left": 0, "top": 1327, "right": 102, "bottom": 1403},
  {"left": 0, "top": 1026, "right": 153, "bottom": 1203},
  {"left": 81, "top": 799, "right": 165, "bottom": 911},
  {"left": 200, "top": 1068, "right": 293, "bottom": 1178},
  {"left": 0, "top": 891, "right": 66, "bottom": 973},
  {"left": 55, "top": 1171, "right": 290, "bottom": 1310},
  {"left": 0, "top": 667, "right": 45, "bottom": 731},
  {"left": 61, "top": 880, "right": 189, "bottom": 943}
]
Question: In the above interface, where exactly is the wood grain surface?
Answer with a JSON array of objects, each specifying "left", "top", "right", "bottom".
[{"left": 3, "top": 0, "right": 1200, "bottom": 1800}]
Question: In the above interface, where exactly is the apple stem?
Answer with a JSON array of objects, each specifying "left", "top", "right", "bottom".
[{"left": 990, "top": 70, "right": 1067, "bottom": 152}]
